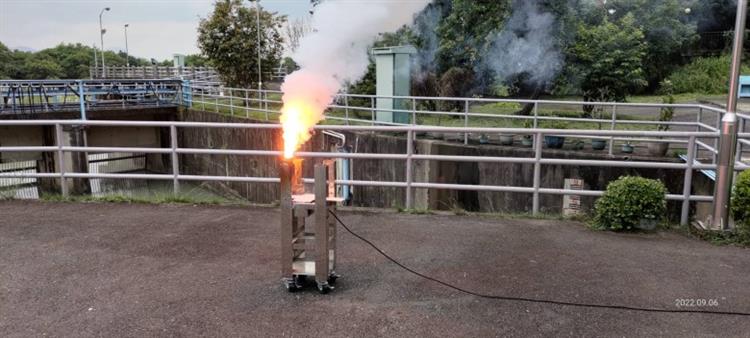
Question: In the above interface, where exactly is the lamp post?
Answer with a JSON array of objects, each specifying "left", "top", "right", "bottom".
[
  {"left": 255, "top": 0, "right": 262, "bottom": 93},
  {"left": 710, "top": 0, "right": 747, "bottom": 230},
  {"left": 99, "top": 7, "right": 111, "bottom": 77},
  {"left": 124, "top": 24, "right": 130, "bottom": 67}
]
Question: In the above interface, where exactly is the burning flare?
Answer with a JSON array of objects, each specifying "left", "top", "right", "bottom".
[
  {"left": 279, "top": 70, "right": 338, "bottom": 159},
  {"left": 278, "top": 0, "right": 430, "bottom": 159}
]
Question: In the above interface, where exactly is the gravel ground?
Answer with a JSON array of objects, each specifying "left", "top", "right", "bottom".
[{"left": 1, "top": 201, "right": 749, "bottom": 337}]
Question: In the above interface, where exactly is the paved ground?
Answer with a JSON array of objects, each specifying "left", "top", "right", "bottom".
[{"left": 1, "top": 201, "right": 749, "bottom": 337}]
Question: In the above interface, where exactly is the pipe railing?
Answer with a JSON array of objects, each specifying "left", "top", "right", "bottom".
[
  {"left": 186, "top": 84, "right": 749, "bottom": 166},
  {"left": 1, "top": 119, "right": 748, "bottom": 226}
]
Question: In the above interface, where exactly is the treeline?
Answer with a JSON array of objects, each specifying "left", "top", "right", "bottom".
[
  {"left": 0, "top": 42, "right": 209, "bottom": 80},
  {"left": 349, "top": 0, "right": 745, "bottom": 102}
]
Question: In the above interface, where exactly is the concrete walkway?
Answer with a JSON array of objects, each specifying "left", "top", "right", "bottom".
[{"left": 0, "top": 201, "right": 748, "bottom": 337}]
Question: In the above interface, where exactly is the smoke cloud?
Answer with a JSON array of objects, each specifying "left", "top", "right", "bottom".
[
  {"left": 484, "top": 0, "right": 562, "bottom": 86},
  {"left": 280, "top": 0, "right": 430, "bottom": 157}
]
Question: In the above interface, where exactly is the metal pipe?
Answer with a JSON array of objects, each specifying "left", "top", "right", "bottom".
[
  {"left": 54, "top": 124, "right": 68, "bottom": 197},
  {"left": 710, "top": 0, "right": 747, "bottom": 230},
  {"left": 170, "top": 125, "right": 180, "bottom": 195},
  {"left": 405, "top": 130, "right": 414, "bottom": 209},
  {"left": 532, "top": 132, "right": 542, "bottom": 215},
  {"left": 681, "top": 136, "right": 696, "bottom": 225}
]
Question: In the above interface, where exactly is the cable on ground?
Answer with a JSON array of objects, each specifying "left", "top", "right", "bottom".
[{"left": 329, "top": 210, "right": 750, "bottom": 317}]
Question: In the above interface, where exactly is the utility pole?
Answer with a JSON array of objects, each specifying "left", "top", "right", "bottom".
[
  {"left": 709, "top": 0, "right": 747, "bottom": 230},
  {"left": 99, "top": 7, "right": 111, "bottom": 77},
  {"left": 124, "top": 24, "right": 130, "bottom": 67}
]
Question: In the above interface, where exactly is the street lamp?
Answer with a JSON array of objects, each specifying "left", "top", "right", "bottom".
[
  {"left": 255, "top": 0, "right": 262, "bottom": 93},
  {"left": 99, "top": 7, "right": 111, "bottom": 77},
  {"left": 124, "top": 24, "right": 130, "bottom": 67}
]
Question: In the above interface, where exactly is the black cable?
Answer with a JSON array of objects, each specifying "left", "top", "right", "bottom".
[{"left": 329, "top": 210, "right": 750, "bottom": 317}]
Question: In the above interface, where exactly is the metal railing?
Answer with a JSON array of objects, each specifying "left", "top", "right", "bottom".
[
  {"left": 186, "top": 84, "right": 750, "bottom": 168},
  {"left": 90, "top": 66, "right": 218, "bottom": 81},
  {"left": 0, "top": 79, "right": 183, "bottom": 115},
  {"left": 1, "top": 119, "right": 748, "bottom": 226}
]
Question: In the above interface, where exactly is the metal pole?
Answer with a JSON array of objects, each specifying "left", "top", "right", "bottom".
[
  {"left": 92, "top": 44, "right": 98, "bottom": 79},
  {"left": 77, "top": 81, "right": 86, "bottom": 120},
  {"left": 255, "top": 0, "right": 263, "bottom": 95},
  {"left": 710, "top": 0, "right": 747, "bottom": 231},
  {"left": 405, "top": 129, "right": 414, "bottom": 209},
  {"left": 170, "top": 125, "right": 180, "bottom": 195},
  {"left": 55, "top": 124, "right": 68, "bottom": 197},
  {"left": 533, "top": 102, "right": 538, "bottom": 128},
  {"left": 464, "top": 100, "right": 469, "bottom": 144},
  {"left": 99, "top": 7, "right": 110, "bottom": 78},
  {"left": 345, "top": 95, "right": 350, "bottom": 125},
  {"left": 532, "top": 131, "right": 542, "bottom": 215},
  {"left": 412, "top": 98, "right": 417, "bottom": 125},
  {"left": 608, "top": 105, "right": 616, "bottom": 155},
  {"left": 245, "top": 90, "right": 250, "bottom": 118},
  {"left": 681, "top": 136, "right": 696, "bottom": 225},
  {"left": 124, "top": 24, "right": 130, "bottom": 67}
]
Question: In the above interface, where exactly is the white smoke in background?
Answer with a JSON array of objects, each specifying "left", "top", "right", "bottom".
[
  {"left": 485, "top": 0, "right": 562, "bottom": 86},
  {"left": 280, "top": 0, "right": 430, "bottom": 157}
]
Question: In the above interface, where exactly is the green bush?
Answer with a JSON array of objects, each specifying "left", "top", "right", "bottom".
[
  {"left": 731, "top": 170, "right": 750, "bottom": 232},
  {"left": 593, "top": 176, "right": 667, "bottom": 231},
  {"left": 667, "top": 55, "right": 750, "bottom": 94}
]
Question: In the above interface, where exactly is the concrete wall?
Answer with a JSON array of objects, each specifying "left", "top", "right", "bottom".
[
  {"left": 180, "top": 110, "right": 695, "bottom": 221},
  {"left": 178, "top": 110, "right": 324, "bottom": 204}
]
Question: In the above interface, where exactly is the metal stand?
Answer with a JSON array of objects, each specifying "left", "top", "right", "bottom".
[{"left": 280, "top": 160, "right": 340, "bottom": 294}]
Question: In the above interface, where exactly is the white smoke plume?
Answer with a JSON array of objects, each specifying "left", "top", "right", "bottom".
[
  {"left": 280, "top": 0, "right": 431, "bottom": 158},
  {"left": 485, "top": 0, "right": 562, "bottom": 86}
]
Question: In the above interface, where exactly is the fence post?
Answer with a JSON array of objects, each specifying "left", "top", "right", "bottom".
[
  {"left": 371, "top": 97, "right": 375, "bottom": 126},
  {"left": 412, "top": 98, "right": 417, "bottom": 126},
  {"left": 696, "top": 107, "right": 703, "bottom": 132},
  {"left": 714, "top": 110, "right": 722, "bottom": 164},
  {"left": 608, "top": 105, "right": 616, "bottom": 156},
  {"left": 736, "top": 118, "right": 745, "bottom": 165},
  {"left": 344, "top": 95, "right": 350, "bottom": 125},
  {"left": 533, "top": 102, "right": 539, "bottom": 128},
  {"left": 229, "top": 90, "right": 234, "bottom": 116},
  {"left": 245, "top": 90, "right": 250, "bottom": 118},
  {"left": 532, "top": 131, "right": 542, "bottom": 215},
  {"left": 170, "top": 125, "right": 180, "bottom": 195},
  {"left": 215, "top": 94, "right": 219, "bottom": 113},
  {"left": 464, "top": 100, "right": 469, "bottom": 145},
  {"left": 681, "top": 136, "right": 697, "bottom": 226},
  {"left": 55, "top": 123, "right": 68, "bottom": 198},
  {"left": 264, "top": 91, "right": 269, "bottom": 113},
  {"left": 405, "top": 129, "right": 414, "bottom": 210}
]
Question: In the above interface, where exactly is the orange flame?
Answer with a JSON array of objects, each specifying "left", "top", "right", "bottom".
[
  {"left": 280, "top": 102, "right": 314, "bottom": 159},
  {"left": 279, "top": 70, "right": 337, "bottom": 159}
]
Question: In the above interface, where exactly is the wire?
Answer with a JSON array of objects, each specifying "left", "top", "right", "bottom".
[{"left": 329, "top": 210, "right": 750, "bottom": 317}]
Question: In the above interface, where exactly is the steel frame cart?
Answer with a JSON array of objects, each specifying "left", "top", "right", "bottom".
[{"left": 280, "top": 160, "right": 340, "bottom": 293}]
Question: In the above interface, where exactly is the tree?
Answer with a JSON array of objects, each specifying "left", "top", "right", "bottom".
[
  {"left": 197, "top": 0, "right": 285, "bottom": 88},
  {"left": 605, "top": 0, "right": 698, "bottom": 89},
  {"left": 22, "top": 56, "right": 63, "bottom": 79},
  {"left": 284, "top": 17, "right": 311, "bottom": 54},
  {"left": 0, "top": 42, "right": 11, "bottom": 78},
  {"left": 570, "top": 14, "right": 647, "bottom": 110}
]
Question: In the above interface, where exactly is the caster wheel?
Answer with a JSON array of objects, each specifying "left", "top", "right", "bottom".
[
  {"left": 317, "top": 283, "right": 332, "bottom": 294},
  {"left": 327, "top": 274, "right": 339, "bottom": 285},
  {"left": 294, "top": 275, "right": 307, "bottom": 286},
  {"left": 284, "top": 279, "right": 299, "bottom": 292}
]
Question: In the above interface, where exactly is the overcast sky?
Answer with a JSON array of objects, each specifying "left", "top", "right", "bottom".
[{"left": 0, "top": 0, "right": 310, "bottom": 60}]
